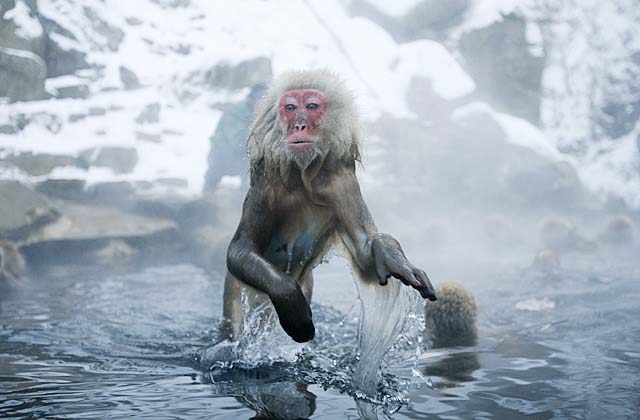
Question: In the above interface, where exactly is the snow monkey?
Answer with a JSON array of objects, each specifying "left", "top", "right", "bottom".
[
  {"left": 223, "top": 70, "right": 437, "bottom": 343},
  {"left": 424, "top": 283, "right": 477, "bottom": 348}
]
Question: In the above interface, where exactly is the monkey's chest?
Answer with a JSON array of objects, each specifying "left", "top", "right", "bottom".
[{"left": 263, "top": 215, "right": 335, "bottom": 277}]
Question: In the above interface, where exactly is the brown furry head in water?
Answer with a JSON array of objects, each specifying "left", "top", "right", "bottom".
[{"left": 424, "top": 283, "right": 477, "bottom": 347}]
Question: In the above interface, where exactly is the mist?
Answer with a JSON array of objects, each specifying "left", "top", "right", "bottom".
[{"left": 1, "top": 1, "right": 639, "bottom": 419}]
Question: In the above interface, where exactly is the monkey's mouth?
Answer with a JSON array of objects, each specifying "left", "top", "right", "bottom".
[{"left": 287, "top": 136, "right": 315, "bottom": 151}]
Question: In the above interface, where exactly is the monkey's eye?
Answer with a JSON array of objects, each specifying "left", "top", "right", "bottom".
[
  {"left": 285, "top": 104, "right": 296, "bottom": 111},
  {"left": 306, "top": 103, "right": 319, "bottom": 110}
]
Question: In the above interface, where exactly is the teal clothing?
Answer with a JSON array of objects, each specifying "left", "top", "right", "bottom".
[{"left": 203, "top": 102, "right": 253, "bottom": 193}]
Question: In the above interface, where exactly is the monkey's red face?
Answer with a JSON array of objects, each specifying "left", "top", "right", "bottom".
[{"left": 279, "top": 89, "right": 327, "bottom": 152}]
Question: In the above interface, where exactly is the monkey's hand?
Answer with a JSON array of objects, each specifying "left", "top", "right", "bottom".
[
  {"left": 270, "top": 279, "right": 315, "bottom": 343},
  {"left": 372, "top": 233, "right": 437, "bottom": 301}
]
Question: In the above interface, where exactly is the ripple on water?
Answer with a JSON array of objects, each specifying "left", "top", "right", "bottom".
[{"left": 1, "top": 264, "right": 640, "bottom": 419}]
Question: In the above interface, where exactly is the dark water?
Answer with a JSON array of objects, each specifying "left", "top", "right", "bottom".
[{"left": 1, "top": 261, "right": 639, "bottom": 419}]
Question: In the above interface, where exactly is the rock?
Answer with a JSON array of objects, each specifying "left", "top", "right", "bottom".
[
  {"left": 200, "top": 57, "right": 272, "bottom": 90},
  {"left": 459, "top": 14, "right": 543, "bottom": 123},
  {"left": 125, "top": 17, "right": 143, "bottom": 26},
  {"left": 598, "top": 216, "right": 635, "bottom": 246},
  {"left": 135, "top": 102, "right": 160, "bottom": 124},
  {"left": 424, "top": 283, "right": 478, "bottom": 348},
  {"left": 156, "top": 177, "right": 188, "bottom": 188},
  {"left": 135, "top": 131, "right": 162, "bottom": 143},
  {"left": 27, "top": 198, "right": 177, "bottom": 242},
  {"left": 503, "top": 159, "right": 587, "bottom": 211},
  {"left": 0, "top": 181, "right": 60, "bottom": 242},
  {"left": 0, "top": 123, "right": 17, "bottom": 134},
  {"left": 53, "top": 82, "right": 90, "bottom": 99},
  {"left": 531, "top": 249, "right": 561, "bottom": 272},
  {"left": 82, "top": 6, "right": 124, "bottom": 51},
  {"left": 0, "top": 1, "right": 46, "bottom": 58},
  {"left": 44, "top": 34, "right": 89, "bottom": 77},
  {"left": 119, "top": 65, "right": 140, "bottom": 89},
  {"left": 595, "top": 51, "right": 640, "bottom": 140},
  {"left": 35, "top": 179, "right": 87, "bottom": 202},
  {"left": 79, "top": 146, "right": 138, "bottom": 174},
  {"left": 2, "top": 151, "right": 77, "bottom": 176},
  {"left": 88, "top": 106, "right": 106, "bottom": 116},
  {"left": 89, "top": 239, "right": 136, "bottom": 263},
  {"left": 20, "top": 198, "right": 179, "bottom": 266},
  {"left": 0, "top": 239, "right": 26, "bottom": 281},
  {"left": 539, "top": 218, "right": 597, "bottom": 254},
  {"left": 0, "top": 1, "right": 16, "bottom": 19},
  {"left": 89, "top": 181, "right": 135, "bottom": 206},
  {"left": 348, "top": 0, "right": 469, "bottom": 42},
  {"left": 0, "top": 46, "right": 47, "bottom": 102},
  {"left": 151, "top": 0, "right": 190, "bottom": 9},
  {"left": 403, "top": 0, "right": 469, "bottom": 39},
  {"left": 68, "top": 113, "right": 86, "bottom": 122}
]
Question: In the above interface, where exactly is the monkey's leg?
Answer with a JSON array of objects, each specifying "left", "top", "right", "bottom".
[
  {"left": 222, "top": 272, "right": 245, "bottom": 340},
  {"left": 298, "top": 270, "right": 314, "bottom": 304}
]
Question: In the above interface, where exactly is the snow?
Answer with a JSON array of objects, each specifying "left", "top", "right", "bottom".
[
  {"left": 360, "top": 0, "right": 422, "bottom": 17},
  {"left": 539, "top": 0, "right": 640, "bottom": 207},
  {"left": 5, "top": 0, "right": 43, "bottom": 39},
  {"left": 452, "top": 102, "right": 565, "bottom": 161},
  {"left": 396, "top": 40, "right": 476, "bottom": 101},
  {"left": 1, "top": 0, "right": 479, "bottom": 195},
  {"left": 453, "top": 0, "right": 531, "bottom": 35},
  {"left": 525, "top": 22, "right": 544, "bottom": 57},
  {"left": 1, "top": 0, "right": 638, "bottom": 206}
]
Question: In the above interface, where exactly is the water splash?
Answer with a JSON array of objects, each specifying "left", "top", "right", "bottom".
[
  {"left": 351, "top": 278, "right": 424, "bottom": 419},
  {"left": 200, "top": 266, "right": 428, "bottom": 419}
]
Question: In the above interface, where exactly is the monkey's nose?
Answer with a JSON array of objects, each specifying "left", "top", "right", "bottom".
[{"left": 294, "top": 123, "right": 306, "bottom": 131}]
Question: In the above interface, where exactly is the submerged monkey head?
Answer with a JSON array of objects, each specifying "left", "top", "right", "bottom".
[{"left": 248, "top": 70, "right": 361, "bottom": 182}]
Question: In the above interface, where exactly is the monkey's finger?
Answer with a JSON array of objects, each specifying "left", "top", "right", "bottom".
[
  {"left": 375, "top": 258, "right": 389, "bottom": 286},
  {"left": 415, "top": 269, "right": 437, "bottom": 301},
  {"left": 393, "top": 269, "right": 422, "bottom": 293}
]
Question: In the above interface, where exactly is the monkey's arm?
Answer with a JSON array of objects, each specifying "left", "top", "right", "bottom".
[
  {"left": 321, "top": 164, "right": 437, "bottom": 300},
  {"left": 226, "top": 188, "right": 315, "bottom": 343}
]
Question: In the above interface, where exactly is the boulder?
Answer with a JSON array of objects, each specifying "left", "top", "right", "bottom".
[
  {"left": 2, "top": 151, "right": 77, "bottom": 176},
  {"left": 78, "top": 146, "right": 138, "bottom": 174},
  {"left": 598, "top": 216, "right": 635, "bottom": 246},
  {"left": 36, "top": 11, "right": 90, "bottom": 77},
  {"left": 200, "top": 57, "right": 273, "bottom": 90},
  {"left": 0, "top": 1, "right": 16, "bottom": 19},
  {"left": 44, "top": 33, "right": 89, "bottom": 77},
  {"left": 348, "top": 0, "right": 469, "bottom": 42},
  {"left": 26, "top": 198, "right": 177, "bottom": 243},
  {"left": 52, "top": 82, "right": 90, "bottom": 99},
  {"left": 0, "top": 46, "right": 47, "bottom": 101},
  {"left": 0, "top": 181, "right": 60, "bottom": 242},
  {"left": 35, "top": 179, "right": 87, "bottom": 202},
  {"left": 20, "top": 198, "right": 179, "bottom": 266},
  {"left": 403, "top": 0, "right": 469, "bottom": 39},
  {"left": 82, "top": 6, "right": 124, "bottom": 51},
  {"left": 135, "top": 102, "right": 161, "bottom": 124},
  {"left": 119, "top": 65, "right": 140, "bottom": 89},
  {"left": 539, "top": 218, "right": 597, "bottom": 254},
  {"left": 0, "top": 0, "right": 46, "bottom": 58},
  {"left": 459, "top": 14, "right": 543, "bottom": 124}
]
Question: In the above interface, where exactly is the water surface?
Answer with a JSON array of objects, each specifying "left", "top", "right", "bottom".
[{"left": 1, "top": 261, "right": 639, "bottom": 419}]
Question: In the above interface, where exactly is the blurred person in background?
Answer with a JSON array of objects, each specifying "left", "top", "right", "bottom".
[{"left": 203, "top": 83, "right": 268, "bottom": 194}]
